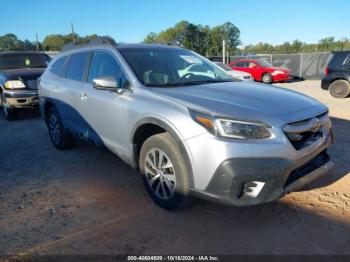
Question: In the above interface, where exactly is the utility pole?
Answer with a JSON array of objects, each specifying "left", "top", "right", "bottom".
[
  {"left": 71, "top": 22, "right": 77, "bottom": 43},
  {"left": 222, "top": 40, "right": 226, "bottom": 64},
  {"left": 35, "top": 33, "right": 40, "bottom": 51}
]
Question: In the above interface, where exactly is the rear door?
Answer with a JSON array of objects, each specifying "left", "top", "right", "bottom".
[
  {"left": 77, "top": 50, "right": 131, "bottom": 156},
  {"left": 53, "top": 51, "right": 90, "bottom": 134},
  {"left": 245, "top": 61, "right": 260, "bottom": 80}
]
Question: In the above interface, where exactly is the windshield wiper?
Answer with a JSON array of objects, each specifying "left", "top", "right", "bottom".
[
  {"left": 145, "top": 83, "right": 187, "bottom": 87},
  {"left": 29, "top": 65, "right": 46, "bottom": 68},
  {"left": 188, "top": 79, "right": 234, "bottom": 85},
  {"left": 145, "top": 79, "right": 234, "bottom": 88}
]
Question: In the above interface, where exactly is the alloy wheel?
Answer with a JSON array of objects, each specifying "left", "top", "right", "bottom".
[
  {"left": 262, "top": 74, "right": 271, "bottom": 83},
  {"left": 48, "top": 113, "right": 61, "bottom": 145},
  {"left": 144, "top": 148, "right": 176, "bottom": 200}
]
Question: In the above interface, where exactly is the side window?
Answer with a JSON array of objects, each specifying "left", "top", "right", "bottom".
[
  {"left": 66, "top": 52, "right": 89, "bottom": 81},
  {"left": 344, "top": 55, "right": 350, "bottom": 66},
  {"left": 248, "top": 62, "right": 257, "bottom": 68},
  {"left": 50, "top": 56, "right": 66, "bottom": 76},
  {"left": 88, "top": 51, "right": 129, "bottom": 88},
  {"left": 234, "top": 62, "right": 245, "bottom": 68}
]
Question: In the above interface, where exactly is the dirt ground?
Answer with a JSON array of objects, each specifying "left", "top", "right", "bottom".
[{"left": 0, "top": 80, "right": 349, "bottom": 256}]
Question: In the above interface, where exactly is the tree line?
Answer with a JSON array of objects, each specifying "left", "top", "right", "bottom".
[
  {"left": 243, "top": 37, "right": 350, "bottom": 54},
  {"left": 144, "top": 20, "right": 241, "bottom": 56},
  {"left": 1, "top": 21, "right": 349, "bottom": 55},
  {"left": 144, "top": 21, "right": 350, "bottom": 55},
  {"left": 0, "top": 33, "right": 112, "bottom": 52}
]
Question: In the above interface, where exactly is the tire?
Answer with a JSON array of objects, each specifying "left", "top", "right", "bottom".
[
  {"left": 139, "top": 133, "right": 192, "bottom": 210},
  {"left": 261, "top": 73, "right": 273, "bottom": 84},
  {"left": 46, "top": 106, "right": 75, "bottom": 149},
  {"left": 1, "top": 97, "right": 17, "bottom": 121},
  {"left": 329, "top": 80, "right": 350, "bottom": 98}
]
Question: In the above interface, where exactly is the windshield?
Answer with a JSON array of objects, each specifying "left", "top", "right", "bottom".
[
  {"left": 257, "top": 59, "right": 273, "bottom": 68},
  {"left": 119, "top": 48, "right": 234, "bottom": 87},
  {"left": 215, "top": 62, "right": 232, "bottom": 71},
  {"left": 0, "top": 53, "right": 50, "bottom": 70}
]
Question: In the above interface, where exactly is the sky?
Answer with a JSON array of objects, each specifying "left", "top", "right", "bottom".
[{"left": 1, "top": 0, "right": 349, "bottom": 46}]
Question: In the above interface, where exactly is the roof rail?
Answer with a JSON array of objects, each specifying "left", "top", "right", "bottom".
[
  {"left": 164, "top": 42, "right": 184, "bottom": 48},
  {"left": 61, "top": 37, "right": 117, "bottom": 52}
]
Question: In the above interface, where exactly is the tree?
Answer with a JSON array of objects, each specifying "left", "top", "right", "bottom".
[
  {"left": 318, "top": 37, "right": 335, "bottom": 51},
  {"left": 208, "top": 22, "right": 240, "bottom": 55},
  {"left": 291, "top": 40, "right": 304, "bottom": 53},
  {"left": 0, "top": 33, "right": 37, "bottom": 51},
  {"left": 143, "top": 21, "right": 241, "bottom": 56},
  {"left": 42, "top": 34, "right": 68, "bottom": 51},
  {"left": 144, "top": 32, "right": 158, "bottom": 43}
]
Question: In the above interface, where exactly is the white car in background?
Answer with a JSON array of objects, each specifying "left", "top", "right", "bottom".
[{"left": 214, "top": 62, "right": 253, "bottom": 81}]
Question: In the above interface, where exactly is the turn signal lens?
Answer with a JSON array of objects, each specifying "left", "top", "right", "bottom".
[
  {"left": 194, "top": 115, "right": 214, "bottom": 129},
  {"left": 189, "top": 110, "right": 216, "bottom": 135}
]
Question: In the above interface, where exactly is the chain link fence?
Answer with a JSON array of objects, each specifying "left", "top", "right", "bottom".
[{"left": 210, "top": 52, "right": 332, "bottom": 80}]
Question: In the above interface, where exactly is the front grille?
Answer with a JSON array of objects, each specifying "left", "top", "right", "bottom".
[
  {"left": 288, "top": 131, "right": 322, "bottom": 150},
  {"left": 284, "top": 151, "right": 330, "bottom": 188},
  {"left": 283, "top": 112, "right": 328, "bottom": 151}
]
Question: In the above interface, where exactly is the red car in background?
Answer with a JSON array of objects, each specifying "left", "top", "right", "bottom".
[{"left": 228, "top": 59, "right": 293, "bottom": 84}]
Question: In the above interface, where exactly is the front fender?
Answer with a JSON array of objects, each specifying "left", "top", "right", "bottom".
[{"left": 130, "top": 116, "right": 195, "bottom": 188}]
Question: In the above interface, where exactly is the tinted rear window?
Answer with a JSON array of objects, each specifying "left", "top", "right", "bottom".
[
  {"left": 330, "top": 52, "right": 349, "bottom": 68},
  {"left": 66, "top": 52, "right": 89, "bottom": 81},
  {"left": 0, "top": 53, "right": 50, "bottom": 70},
  {"left": 50, "top": 56, "right": 67, "bottom": 76}
]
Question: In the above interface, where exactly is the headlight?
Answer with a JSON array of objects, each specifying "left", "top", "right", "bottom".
[
  {"left": 190, "top": 109, "right": 272, "bottom": 140},
  {"left": 272, "top": 70, "right": 284, "bottom": 75},
  {"left": 4, "top": 80, "right": 26, "bottom": 89},
  {"left": 215, "top": 118, "right": 271, "bottom": 139}
]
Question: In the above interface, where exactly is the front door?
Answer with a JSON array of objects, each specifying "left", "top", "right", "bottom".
[{"left": 77, "top": 50, "right": 131, "bottom": 156}]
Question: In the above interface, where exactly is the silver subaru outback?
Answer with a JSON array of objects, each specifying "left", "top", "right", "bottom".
[{"left": 38, "top": 41, "right": 334, "bottom": 210}]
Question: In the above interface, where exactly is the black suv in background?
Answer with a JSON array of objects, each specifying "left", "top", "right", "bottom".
[
  {"left": 321, "top": 51, "right": 350, "bottom": 98},
  {"left": 0, "top": 51, "right": 50, "bottom": 120}
]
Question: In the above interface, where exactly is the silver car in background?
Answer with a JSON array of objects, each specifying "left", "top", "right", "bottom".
[
  {"left": 214, "top": 61, "right": 253, "bottom": 81},
  {"left": 38, "top": 41, "right": 334, "bottom": 210}
]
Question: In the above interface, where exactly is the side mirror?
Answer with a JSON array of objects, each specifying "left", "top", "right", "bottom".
[{"left": 92, "top": 76, "right": 124, "bottom": 94}]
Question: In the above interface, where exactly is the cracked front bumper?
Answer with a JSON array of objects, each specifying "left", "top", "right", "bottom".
[{"left": 189, "top": 128, "right": 334, "bottom": 207}]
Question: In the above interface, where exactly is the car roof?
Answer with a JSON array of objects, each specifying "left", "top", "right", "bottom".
[
  {"left": 116, "top": 43, "right": 182, "bottom": 50},
  {"left": 232, "top": 58, "right": 257, "bottom": 63},
  {"left": 0, "top": 51, "right": 46, "bottom": 56},
  {"left": 331, "top": 50, "right": 350, "bottom": 55},
  {"left": 59, "top": 42, "right": 183, "bottom": 55}
]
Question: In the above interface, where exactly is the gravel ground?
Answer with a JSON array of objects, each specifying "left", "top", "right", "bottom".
[{"left": 0, "top": 80, "right": 349, "bottom": 256}]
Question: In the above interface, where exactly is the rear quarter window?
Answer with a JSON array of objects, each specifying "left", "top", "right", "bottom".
[
  {"left": 65, "top": 52, "right": 90, "bottom": 81},
  {"left": 50, "top": 56, "right": 67, "bottom": 76}
]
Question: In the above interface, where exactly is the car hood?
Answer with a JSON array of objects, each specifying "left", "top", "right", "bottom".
[
  {"left": 1, "top": 68, "right": 46, "bottom": 80},
  {"left": 151, "top": 82, "right": 326, "bottom": 123}
]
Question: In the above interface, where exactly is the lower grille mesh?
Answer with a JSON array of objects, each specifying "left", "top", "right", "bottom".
[{"left": 284, "top": 151, "right": 330, "bottom": 188}]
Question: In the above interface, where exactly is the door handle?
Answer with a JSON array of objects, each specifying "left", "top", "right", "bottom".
[
  {"left": 53, "top": 85, "right": 60, "bottom": 92},
  {"left": 80, "top": 92, "right": 88, "bottom": 100}
]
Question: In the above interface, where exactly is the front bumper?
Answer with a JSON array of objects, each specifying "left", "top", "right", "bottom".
[
  {"left": 3, "top": 90, "right": 39, "bottom": 108},
  {"left": 187, "top": 122, "right": 333, "bottom": 206},
  {"left": 272, "top": 73, "right": 293, "bottom": 82}
]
